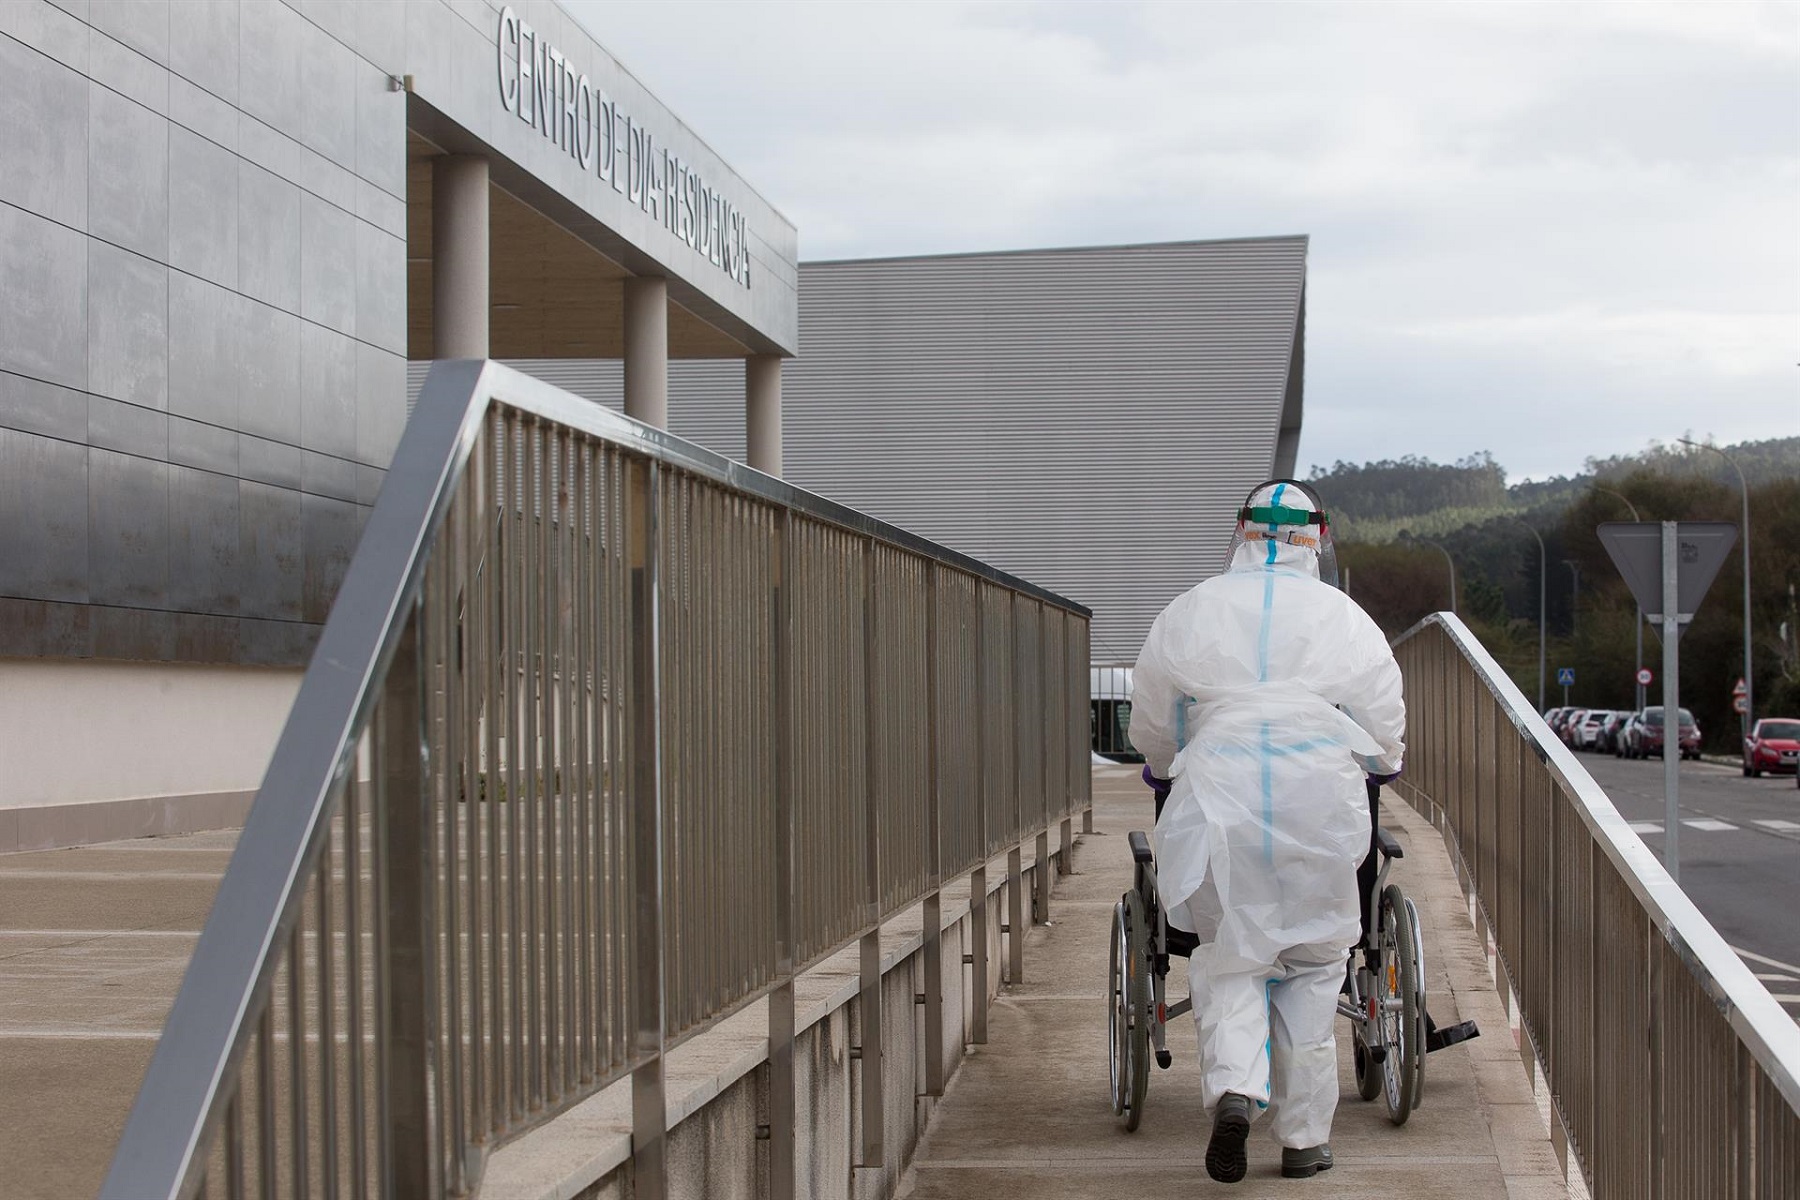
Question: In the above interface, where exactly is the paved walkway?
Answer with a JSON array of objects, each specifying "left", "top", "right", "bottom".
[
  {"left": 0, "top": 826, "right": 235, "bottom": 1200},
  {"left": 897, "top": 764, "right": 1571, "bottom": 1199}
]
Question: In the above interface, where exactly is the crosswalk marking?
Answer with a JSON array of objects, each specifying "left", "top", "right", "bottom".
[
  {"left": 1628, "top": 821, "right": 1663, "bottom": 834},
  {"left": 1752, "top": 819, "right": 1800, "bottom": 832},
  {"left": 1681, "top": 818, "right": 1738, "bottom": 831},
  {"left": 1753, "top": 972, "right": 1799, "bottom": 983}
]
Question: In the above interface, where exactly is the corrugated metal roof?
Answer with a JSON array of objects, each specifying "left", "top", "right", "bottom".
[{"left": 409, "top": 236, "right": 1306, "bottom": 664}]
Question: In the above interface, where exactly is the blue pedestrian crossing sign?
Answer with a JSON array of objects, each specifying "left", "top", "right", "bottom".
[{"left": 1557, "top": 667, "right": 1575, "bottom": 687}]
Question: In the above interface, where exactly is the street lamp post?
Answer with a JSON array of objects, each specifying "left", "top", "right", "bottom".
[
  {"left": 1594, "top": 487, "right": 1645, "bottom": 710},
  {"left": 1679, "top": 440, "right": 1753, "bottom": 739},
  {"left": 1511, "top": 517, "right": 1547, "bottom": 713}
]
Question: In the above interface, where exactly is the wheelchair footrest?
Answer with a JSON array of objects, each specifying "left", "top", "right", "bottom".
[{"left": 1426, "top": 1020, "right": 1480, "bottom": 1053}]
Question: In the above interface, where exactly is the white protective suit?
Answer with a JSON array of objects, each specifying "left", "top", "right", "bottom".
[{"left": 1131, "top": 485, "right": 1405, "bottom": 1150}]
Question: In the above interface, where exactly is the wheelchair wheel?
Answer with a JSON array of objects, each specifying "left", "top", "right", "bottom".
[
  {"left": 1405, "top": 896, "right": 1428, "bottom": 1108},
  {"left": 1378, "top": 883, "right": 1424, "bottom": 1124},
  {"left": 1352, "top": 1026, "right": 1382, "bottom": 1102},
  {"left": 1108, "top": 891, "right": 1151, "bottom": 1129}
]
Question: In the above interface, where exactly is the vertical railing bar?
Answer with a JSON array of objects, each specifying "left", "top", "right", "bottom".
[
  {"left": 923, "top": 561, "right": 945, "bottom": 1098},
  {"left": 542, "top": 432, "right": 559, "bottom": 1100},
  {"left": 257, "top": 1003, "right": 276, "bottom": 1200},
  {"left": 346, "top": 762, "right": 369, "bottom": 1200},
  {"left": 552, "top": 431, "right": 574, "bottom": 1101},
  {"left": 224, "top": 1089, "right": 245, "bottom": 1200},
  {"left": 316, "top": 826, "right": 340, "bottom": 1200},
  {"left": 768, "top": 505, "right": 796, "bottom": 1200},
  {"left": 543, "top": 426, "right": 564, "bottom": 1103},
  {"left": 629, "top": 457, "right": 668, "bottom": 1200},
  {"left": 574, "top": 440, "right": 595, "bottom": 1087},
  {"left": 287, "top": 920, "right": 309, "bottom": 1200},
  {"left": 505, "top": 418, "right": 525, "bottom": 1130},
  {"left": 380, "top": 612, "right": 437, "bottom": 1196},
  {"left": 466, "top": 427, "right": 489, "bottom": 1150},
  {"left": 858, "top": 536, "right": 885, "bottom": 1168},
  {"left": 1008, "top": 593, "right": 1025, "bottom": 987},
  {"left": 524, "top": 419, "right": 544, "bottom": 1115},
  {"left": 439, "top": 490, "right": 465, "bottom": 1192}
]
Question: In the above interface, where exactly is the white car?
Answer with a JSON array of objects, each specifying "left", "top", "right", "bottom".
[{"left": 1573, "top": 709, "right": 1613, "bottom": 750}]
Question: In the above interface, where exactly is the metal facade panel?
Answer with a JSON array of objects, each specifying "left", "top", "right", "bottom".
[{"left": 664, "top": 239, "right": 1307, "bottom": 664}]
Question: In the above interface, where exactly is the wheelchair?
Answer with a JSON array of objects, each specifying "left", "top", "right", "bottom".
[{"left": 1108, "top": 804, "right": 1429, "bottom": 1131}]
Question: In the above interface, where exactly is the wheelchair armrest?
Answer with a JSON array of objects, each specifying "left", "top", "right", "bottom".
[
  {"left": 1127, "top": 830, "right": 1154, "bottom": 864},
  {"left": 1374, "top": 826, "right": 1404, "bottom": 860}
]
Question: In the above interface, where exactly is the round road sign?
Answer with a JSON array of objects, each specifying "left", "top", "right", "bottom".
[
  {"left": 1734, "top": 696, "right": 1749, "bottom": 715},
  {"left": 1636, "top": 668, "right": 1653, "bottom": 687}
]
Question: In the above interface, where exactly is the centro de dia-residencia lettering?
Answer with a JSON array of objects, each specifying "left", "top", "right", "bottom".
[{"left": 495, "top": 6, "right": 752, "bottom": 288}]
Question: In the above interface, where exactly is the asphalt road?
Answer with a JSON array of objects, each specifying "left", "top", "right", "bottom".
[{"left": 1570, "top": 748, "right": 1800, "bottom": 1021}]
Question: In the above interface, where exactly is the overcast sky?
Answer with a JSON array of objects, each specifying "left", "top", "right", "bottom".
[{"left": 565, "top": 0, "right": 1799, "bottom": 481}]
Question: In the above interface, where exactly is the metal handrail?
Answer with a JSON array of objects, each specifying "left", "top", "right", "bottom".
[
  {"left": 102, "top": 360, "right": 1092, "bottom": 1200},
  {"left": 1391, "top": 612, "right": 1800, "bottom": 1197}
]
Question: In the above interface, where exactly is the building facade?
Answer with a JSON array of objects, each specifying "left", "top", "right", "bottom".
[
  {"left": 482, "top": 240, "right": 1308, "bottom": 663},
  {"left": 0, "top": 0, "right": 798, "bottom": 846}
]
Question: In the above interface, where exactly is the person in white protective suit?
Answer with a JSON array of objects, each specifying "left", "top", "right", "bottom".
[{"left": 1130, "top": 479, "right": 1405, "bottom": 1184}]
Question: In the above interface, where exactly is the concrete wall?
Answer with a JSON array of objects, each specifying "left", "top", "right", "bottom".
[
  {"left": 0, "top": 657, "right": 300, "bottom": 850},
  {"left": 550, "top": 857, "right": 1045, "bottom": 1200}
]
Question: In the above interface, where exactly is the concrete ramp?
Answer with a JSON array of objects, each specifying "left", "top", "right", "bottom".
[{"left": 897, "top": 765, "right": 1570, "bottom": 1199}]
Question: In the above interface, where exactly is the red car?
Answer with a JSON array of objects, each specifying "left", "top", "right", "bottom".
[{"left": 1743, "top": 717, "right": 1800, "bottom": 777}]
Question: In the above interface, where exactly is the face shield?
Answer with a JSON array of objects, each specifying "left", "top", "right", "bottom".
[{"left": 1224, "top": 479, "right": 1339, "bottom": 588}]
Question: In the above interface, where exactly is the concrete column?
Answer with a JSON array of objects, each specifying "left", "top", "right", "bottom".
[
  {"left": 431, "top": 155, "right": 489, "bottom": 358},
  {"left": 624, "top": 276, "right": 669, "bottom": 429},
  {"left": 746, "top": 354, "right": 783, "bottom": 476}
]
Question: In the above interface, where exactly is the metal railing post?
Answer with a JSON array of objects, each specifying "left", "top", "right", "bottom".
[
  {"left": 969, "top": 866, "right": 989, "bottom": 1044},
  {"left": 1008, "top": 593, "right": 1026, "bottom": 983},
  {"left": 922, "top": 563, "right": 945, "bottom": 1098},
  {"left": 1007, "top": 844, "right": 1025, "bottom": 985},
  {"left": 628, "top": 458, "right": 667, "bottom": 1200},
  {"left": 1034, "top": 829, "right": 1051, "bottom": 925},
  {"left": 768, "top": 510, "right": 796, "bottom": 1200},
  {"left": 858, "top": 538, "right": 885, "bottom": 1167},
  {"left": 969, "top": 579, "right": 991, "bottom": 1045},
  {"left": 379, "top": 612, "right": 439, "bottom": 1199}
]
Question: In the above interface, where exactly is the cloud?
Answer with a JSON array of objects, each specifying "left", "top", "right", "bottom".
[{"left": 564, "top": 0, "right": 1800, "bottom": 479}]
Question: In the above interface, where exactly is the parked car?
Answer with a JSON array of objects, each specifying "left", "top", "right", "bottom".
[
  {"left": 1598, "top": 711, "right": 1630, "bottom": 755},
  {"left": 1616, "top": 712, "right": 1643, "bottom": 757},
  {"left": 1743, "top": 718, "right": 1800, "bottom": 777},
  {"left": 1629, "top": 706, "right": 1701, "bottom": 760},
  {"left": 1561, "top": 708, "right": 1590, "bottom": 748},
  {"left": 1573, "top": 709, "right": 1612, "bottom": 750}
]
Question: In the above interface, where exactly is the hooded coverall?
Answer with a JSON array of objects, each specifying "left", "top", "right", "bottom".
[{"left": 1130, "top": 532, "right": 1405, "bottom": 1149}]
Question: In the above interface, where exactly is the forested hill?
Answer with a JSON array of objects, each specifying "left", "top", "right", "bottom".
[
  {"left": 1308, "top": 436, "right": 1799, "bottom": 543},
  {"left": 1304, "top": 434, "right": 1800, "bottom": 753}
]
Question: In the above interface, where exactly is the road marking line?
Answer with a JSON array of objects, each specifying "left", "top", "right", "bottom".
[
  {"left": 1680, "top": 818, "right": 1737, "bottom": 832},
  {"left": 1733, "top": 946, "right": 1800, "bottom": 975},
  {"left": 1627, "top": 821, "right": 1663, "bottom": 834},
  {"left": 1766, "top": 994, "right": 1800, "bottom": 1004},
  {"left": 1752, "top": 820, "right": 1800, "bottom": 832},
  {"left": 1753, "top": 973, "right": 1798, "bottom": 983}
]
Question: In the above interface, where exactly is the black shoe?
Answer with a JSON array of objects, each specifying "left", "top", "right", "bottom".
[
  {"left": 1281, "top": 1144, "right": 1334, "bottom": 1178},
  {"left": 1206, "top": 1093, "right": 1252, "bottom": 1184},
  {"left": 1426, "top": 1019, "right": 1480, "bottom": 1053}
]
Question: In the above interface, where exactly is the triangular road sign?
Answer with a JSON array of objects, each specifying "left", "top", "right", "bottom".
[{"left": 1597, "top": 522, "right": 1738, "bottom": 639}]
